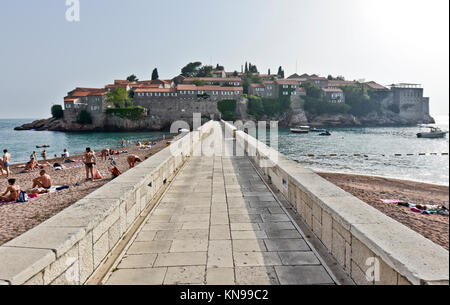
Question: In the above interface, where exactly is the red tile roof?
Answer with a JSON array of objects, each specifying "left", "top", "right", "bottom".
[
  {"left": 276, "top": 79, "right": 300, "bottom": 85},
  {"left": 134, "top": 88, "right": 176, "bottom": 93},
  {"left": 249, "top": 83, "right": 265, "bottom": 88},
  {"left": 328, "top": 80, "right": 356, "bottom": 87},
  {"left": 177, "top": 84, "right": 243, "bottom": 91},
  {"left": 183, "top": 77, "right": 241, "bottom": 82},
  {"left": 364, "top": 81, "right": 387, "bottom": 90},
  {"left": 64, "top": 97, "right": 80, "bottom": 102}
]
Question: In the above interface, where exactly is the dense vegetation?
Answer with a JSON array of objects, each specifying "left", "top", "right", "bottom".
[
  {"left": 301, "top": 82, "right": 350, "bottom": 115},
  {"left": 105, "top": 87, "right": 132, "bottom": 108},
  {"left": 77, "top": 110, "right": 92, "bottom": 124},
  {"left": 51, "top": 105, "right": 64, "bottom": 119},
  {"left": 246, "top": 94, "right": 290, "bottom": 120},
  {"left": 217, "top": 99, "right": 239, "bottom": 121},
  {"left": 340, "top": 85, "right": 385, "bottom": 116},
  {"left": 106, "top": 106, "right": 147, "bottom": 120}
]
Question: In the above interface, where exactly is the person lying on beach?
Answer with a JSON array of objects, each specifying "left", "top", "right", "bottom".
[
  {"left": 127, "top": 155, "right": 142, "bottom": 168},
  {"left": 23, "top": 158, "right": 39, "bottom": 172},
  {"left": 101, "top": 148, "right": 110, "bottom": 161},
  {"left": 0, "top": 178, "right": 20, "bottom": 202},
  {"left": 32, "top": 170, "right": 52, "bottom": 189},
  {"left": 83, "top": 147, "right": 96, "bottom": 181},
  {"left": 136, "top": 141, "right": 143, "bottom": 148}
]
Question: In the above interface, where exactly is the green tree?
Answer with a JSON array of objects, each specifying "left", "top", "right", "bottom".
[
  {"left": 192, "top": 79, "right": 206, "bottom": 86},
  {"left": 196, "top": 65, "right": 214, "bottom": 77},
  {"left": 77, "top": 110, "right": 92, "bottom": 124},
  {"left": 245, "top": 62, "right": 248, "bottom": 73},
  {"left": 181, "top": 61, "right": 202, "bottom": 77},
  {"left": 151, "top": 68, "right": 159, "bottom": 80},
  {"left": 126, "top": 74, "right": 138, "bottom": 82},
  {"left": 105, "top": 87, "right": 131, "bottom": 108},
  {"left": 277, "top": 66, "right": 285, "bottom": 78},
  {"left": 232, "top": 71, "right": 239, "bottom": 77},
  {"left": 215, "top": 64, "right": 224, "bottom": 71},
  {"left": 51, "top": 104, "right": 64, "bottom": 119},
  {"left": 340, "top": 85, "right": 374, "bottom": 116},
  {"left": 302, "top": 81, "right": 322, "bottom": 99}
]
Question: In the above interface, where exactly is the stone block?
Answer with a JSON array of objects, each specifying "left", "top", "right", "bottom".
[
  {"left": 0, "top": 247, "right": 55, "bottom": 285},
  {"left": 93, "top": 231, "right": 109, "bottom": 268}
]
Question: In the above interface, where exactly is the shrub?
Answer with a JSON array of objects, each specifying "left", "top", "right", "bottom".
[
  {"left": 51, "top": 104, "right": 64, "bottom": 119},
  {"left": 304, "top": 97, "right": 351, "bottom": 115},
  {"left": 77, "top": 110, "right": 92, "bottom": 124},
  {"left": 106, "top": 106, "right": 147, "bottom": 120},
  {"left": 217, "top": 99, "right": 239, "bottom": 121}
]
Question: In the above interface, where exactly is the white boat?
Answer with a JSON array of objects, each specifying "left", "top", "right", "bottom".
[
  {"left": 290, "top": 127, "right": 309, "bottom": 134},
  {"left": 417, "top": 127, "right": 448, "bottom": 138}
]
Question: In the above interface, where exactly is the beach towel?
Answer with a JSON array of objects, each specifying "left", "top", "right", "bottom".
[{"left": 380, "top": 199, "right": 399, "bottom": 204}]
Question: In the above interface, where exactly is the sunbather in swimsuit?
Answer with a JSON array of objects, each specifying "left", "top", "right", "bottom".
[{"left": 1, "top": 179, "right": 20, "bottom": 202}]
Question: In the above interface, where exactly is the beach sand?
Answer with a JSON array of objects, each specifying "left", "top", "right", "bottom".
[
  {"left": 0, "top": 140, "right": 169, "bottom": 246},
  {"left": 1, "top": 151, "right": 448, "bottom": 251},
  {"left": 318, "top": 172, "right": 449, "bottom": 250}
]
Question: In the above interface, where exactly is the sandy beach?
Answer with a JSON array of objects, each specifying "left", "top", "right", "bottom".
[
  {"left": 318, "top": 172, "right": 449, "bottom": 250},
  {"left": 0, "top": 140, "right": 169, "bottom": 246},
  {"left": 1, "top": 149, "right": 448, "bottom": 251}
]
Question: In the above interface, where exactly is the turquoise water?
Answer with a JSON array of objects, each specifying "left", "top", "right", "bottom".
[
  {"left": 276, "top": 116, "right": 449, "bottom": 186},
  {"left": 0, "top": 119, "right": 174, "bottom": 164},
  {"left": 1, "top": 117, "right": 449, "bottom": 185}
]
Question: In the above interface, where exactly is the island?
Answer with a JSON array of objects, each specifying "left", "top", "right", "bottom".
[{"left": 15, "top": 62, "right": 435, "bottom": 132}]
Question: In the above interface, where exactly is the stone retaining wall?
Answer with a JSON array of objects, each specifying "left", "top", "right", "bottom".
[
  {"left": 222, "top": 120, "right": 449, "bottom": 285},
  {"left": 0, "top": 121, "right": 215, "bottom": 285}
]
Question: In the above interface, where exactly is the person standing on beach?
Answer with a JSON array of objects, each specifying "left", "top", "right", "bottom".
[
  {"left": 121, "top": 138, "right": 125, "bottom": 147},
  {"left": 30, "top": 151, "right": 37, "bottom": 160},
  {"left": 3, "top": 149, "right": 11, "bottom": 178},
  {"left": 41, "top": 150, "right": 47, "bottom": 161},
  {"left": 83, "top": 147, "right": 96, "bottom": 181},
  {"left": 101, "top": 148, "right": 110, "bottom": 161}
]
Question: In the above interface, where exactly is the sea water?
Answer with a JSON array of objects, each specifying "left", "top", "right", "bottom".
[
  {"left": 1, "top": 117, "right": 449, "bottom": 185},
  {"left": 277, "top": 115, "right": 449, "bottom": 186},
  {"left": 0, "top": 119, "right": 173, "bottom": 164}
]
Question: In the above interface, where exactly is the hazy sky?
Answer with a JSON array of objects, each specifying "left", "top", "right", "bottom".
[{"left": 0, "top": 0, "right": 448, "bottom": 118}]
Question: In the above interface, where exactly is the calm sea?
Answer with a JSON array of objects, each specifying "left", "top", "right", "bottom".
[
  {"left": 277, "top": 115, "right": 449, "bottom": 186},
  {"left": 1, "top": 117, "right": 449, "bottom": 185},
  {"left": 0, "top": 119, "right": 173, "bottom": 164}
]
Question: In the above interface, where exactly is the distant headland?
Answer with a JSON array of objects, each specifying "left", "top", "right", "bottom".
[{"left": 15, "top": 62, "right": 435, "bottom": 132}]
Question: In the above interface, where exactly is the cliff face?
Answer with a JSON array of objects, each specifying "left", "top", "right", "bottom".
[{"left": 14, "top": 114, "right": 211, "bottom": 132}]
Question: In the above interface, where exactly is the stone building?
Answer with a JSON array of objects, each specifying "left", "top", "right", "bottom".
[
  {"left": 389, "top": 83, "right": 431, "bottom": 121},
  {"left": 320, "top": 88, "right": 345, "bottom": 103}
]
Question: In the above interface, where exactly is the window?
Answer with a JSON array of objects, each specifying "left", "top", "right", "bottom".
[
  {"left": 65, "top": 103, "right": 71, "bottom": 108},
  {"left": 283, "top": 91, "right": 288, "bottom": 95},
  {"left": 283, "top": 85, "right": 288, "bottom": 88}
]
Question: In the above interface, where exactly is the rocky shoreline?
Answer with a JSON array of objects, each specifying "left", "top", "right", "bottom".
[{"left": 15, "top": 110, "right": 435, "bottom": 132}]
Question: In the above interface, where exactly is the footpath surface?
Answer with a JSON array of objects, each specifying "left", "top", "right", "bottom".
[{"left": 104, "top": 149, "right": 336, "bottom": 285}]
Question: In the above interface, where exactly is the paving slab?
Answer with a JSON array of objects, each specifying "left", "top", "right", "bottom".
[{"left": 104, "top": 144, "right": 335, "bottom": 285}]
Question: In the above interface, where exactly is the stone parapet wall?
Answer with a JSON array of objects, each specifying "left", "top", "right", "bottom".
[
  {"left": 0, "top": 121, "right": 216, "bottom": 285},
  {"left": 222, "top": 120, "right": 449, "bottom": 285}
]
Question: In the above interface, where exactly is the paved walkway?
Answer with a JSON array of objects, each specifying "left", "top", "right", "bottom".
[{"left": 104, "top": 132, "right": 336, "bottom": 285}]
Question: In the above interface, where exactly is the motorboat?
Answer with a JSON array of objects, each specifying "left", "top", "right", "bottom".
[
  {"left": 319, "top": 130, "right": 331, "bottom": 136},
  {"left": 290, "top": 127, "right": 309, "bottom": 134},
  {"left": 417, "top": 127, "right": 447, "bottom": 138},
  {"left": 310, "top": 128, "right": 327, "bottom": 132}
]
